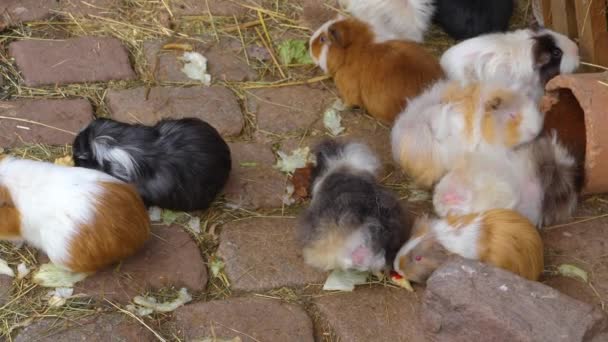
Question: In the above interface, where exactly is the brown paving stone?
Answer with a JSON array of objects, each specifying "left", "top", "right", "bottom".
[
  {"left": 0, "top": 99, "right": 93, "bottom": 148},
  {"left": 9, "top": 37, "right": 136, "bottom": 87},
  {"left": 247, "top": 85, "right": 335, "bottom": 134},
  {"left": 171, "top": 0, "right": 249, "bottom": 17},
  {"left": 14, "top": 313, "right": 156, "bottom": 342},
  {"left": 175, "top": 297, "right": 314, "bottom": 342},
  {"left": 106, "top": 86, "right": 243, "bottom": 137},
  {"left": 217, "top": 217, "right": 325, "bottom": 292},
  {"left": 144, "top": 38, "right": 256, "bottom": 83},
  {"left": 223, "top": 142, "right": 286, "bottom": 209},
  {"left": 72, "top": 224, "right": 207, "bottom": 302},
  {"left": 0, "top": 0, "right": 55, "bottom": 30},
  {"left": 0, "top": 275, "right": 11, "bottom": 306},
  {"left": 314, "top": 286, "right": 428, "bottom": 342}
]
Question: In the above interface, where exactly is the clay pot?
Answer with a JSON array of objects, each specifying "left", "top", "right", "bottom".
[{"left": 541, "top": 72, "right": 608, "bottom": 195}]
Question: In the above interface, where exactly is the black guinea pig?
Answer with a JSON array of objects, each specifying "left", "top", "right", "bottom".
[
  {"left": 433, "top": 0, "right": 514, "bottom": 40},
  {"left": 73, "top": 117, "right": 231, "bottom": 212}
]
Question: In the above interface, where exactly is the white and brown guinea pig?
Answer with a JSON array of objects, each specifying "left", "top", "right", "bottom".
[
  {"left": 297, "top": 139, "right": 412, "bottom": 274},
  {"left": 0, "top": 155, "right": 150, "bottom": 273},
  {"left": 433, "top": 132, "right": 581, "bottom": 227},
  {"left": 391, "top": 80, "right": 544, "bottom": 188},
  {"left": 339, "top": 0, "right": 435, "bottom": 42},
  {"left": 309, "top": 15, "right": 444, "bottom": 124},
  {"left": 393, "top": 209, "right": 544, "bottom": 283},
  {"left": 440, "top": 25, "right": 579, "bottom": 102}
]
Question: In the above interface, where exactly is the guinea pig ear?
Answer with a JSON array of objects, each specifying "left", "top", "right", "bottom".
[{"left": 328, "top": 21, "right": 350, "bottom": 48}]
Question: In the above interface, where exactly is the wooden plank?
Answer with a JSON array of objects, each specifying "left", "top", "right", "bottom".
[
  {"left": 550, "top": 0, "right": 579, "bottom": 38},
  {"left": 574, "top": 0, "right": 608, "bottom": 67},
  {"left": 539, "top": 0, "right": 553, "bottom": 27}
]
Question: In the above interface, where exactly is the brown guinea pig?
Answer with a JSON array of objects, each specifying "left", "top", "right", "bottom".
[
  {"left": 393, "top": 209, "right": 544, "bottom": 283},
  {"left": 309, "top": 15, "right": 444, "bottom": 124}
]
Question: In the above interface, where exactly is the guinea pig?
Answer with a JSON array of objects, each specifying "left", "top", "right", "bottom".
[
  {"left": 433, "top": 0, "right": 514, "bottom": 40},
  {"left": 440, "top": 25, "right": 580, "bottom": 102},
  {"left": 433, "top": 132, "right": 581, "bottom": 227},
  {"left": 73, "top": 117, "right": 231, "bottom": 212},
  {"left": 0, "top": 155, "right": 150, "bottom": 273},
  {"left": 393, "top": 209, "right": 544, "bottom": 283},
  {"left": 391, "top": 80, "right": 544, "bottom": 188},
  {"left": 309, "top": 16, "right": 444, "bottom": 124},
  {"left": 338, "top": 0, "right": 435, "bottom": 42},
  {"left": 297, "top": 139, "right": 412, "bottom": 274}
]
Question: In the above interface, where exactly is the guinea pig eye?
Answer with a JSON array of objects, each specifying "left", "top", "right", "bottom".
[
  {"left": 552, "top": 48, "right": 562, "bottom": 58},
  {"left": 414, "top": 255, "right": 422, "bottom": 262},
  {"left": 319, "top": 35, "right": 327, "bottom": 43}
]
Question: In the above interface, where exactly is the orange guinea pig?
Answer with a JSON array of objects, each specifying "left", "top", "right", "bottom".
[{"left": 309, "top": 15, "right": 444, "bottom": 124}]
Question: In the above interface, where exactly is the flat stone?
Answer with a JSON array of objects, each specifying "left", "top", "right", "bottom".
[
  {"left": 171, "top": 0, "right": 249, "bottom": 17},
  {"left": 0, "top": 275, "right": 11, "bottom": 306},
  {"left": 73, "top": 224, "right": 207, "bottom": 302},
  {"left": 175, "top": 297, "right": 314, "bottom": 342},
  {"left": 14, "top": 313, "right": 156, "bottom": 342},
  {"left": 314, "top": 286, "right": 428, "bottom": 342},
  {"left": 57, "top": 0, "right": 116, "bottom": 17},
  {"left": 9, "top": 37, "right": 136, "bottom": 87},
  {"left": 106, "top": 86, "right": 243, "bottom": 136},
  {"left": 217, "top": 217, "right": 325, "bottom": 292},
  {"left": 0, "top": 0, "right": 55, "bottom": 30},
  {"left": 144, "top": 38, "right": 256, "bottom": 82},
  {"left": 422, "top": 257, "right": 608, "bottom": 342},
  {"left": 247, "top": 85, "right": 334, "bottom": 134},
  {"left": 0, "top": 99, "right": 93, "bottom": 148},
  {"left": 222, "top": 142, "right": 286, "bottom": 209}
]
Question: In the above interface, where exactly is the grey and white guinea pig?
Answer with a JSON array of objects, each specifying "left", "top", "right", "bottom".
[
  {"left": 339, "top": 0, "right": 435, "bottom": 42},
  {"left": 73, "top": 117, "right": 231, "bottom": 212},
  {"left": 0, "top": 155, "right": 150, "bottom": 273},
  {"left": 296, "top": 139, "right": 412, "bottom": 274},
  {"left": 433, "top": 0, "right": 514, "bottom": 40},
  {"left": 440, "top": 25, "right": 579, "bottom": 102},
  {"left": 393, "top": 209, "right": 544, "bottom": 284}
]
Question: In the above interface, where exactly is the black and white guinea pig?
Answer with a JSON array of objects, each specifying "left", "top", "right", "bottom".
[
  {"left": 297, "top": 139, "right": 412, "bottom": 274},
  {"left": 433, "top": 0, "right": 515, "bottom": 40},
  {"left": 73, "top": 117, "right": 231, "bottom": 212}
]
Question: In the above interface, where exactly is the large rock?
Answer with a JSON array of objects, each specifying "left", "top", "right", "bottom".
[
  {"left": 175, "top": 297, "right": 314, "bottom": 342},
  {"left": 73, "top": 224, "right": 207, "bottom": 302},
  {"left": 14, "top": 313, "right": 157, "bottom": 341},
  {"left": 217, "top": 217, "right": 325, "bottom": 292},
  {"left": 222, "top": 142, "right": 286, "bottom": 209},
  {"left": 106, "top": 86, "right": 243, "bottom": 136},
  {"left": 0, "top": 99, "right": 93, "bottom": 148},
  {"left": 9, "top": 37, "right": 136, "bottom": 87},
  {"left": 0, "top": 275, "right": 11, "bottom": 306},
  {"left": 0, "top": 0, "right": 55, "bottom": 30},
  {"left": 422, "top": 257, "right": 608, "bottom": 342},
  {"left": 314, "top": 286, "right": 428, "bottom": 342}
]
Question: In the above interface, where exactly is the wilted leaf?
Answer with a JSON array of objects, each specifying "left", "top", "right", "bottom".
[
  {"left": 323, "top": 269, "right": 369, "bottom": 292},
  {"left": 291, "top": 163, "right": 314, "bottom": 200},
  {"left": 390, "top": 271, "right": 414, "bottom": 292},
  {"left": 0, "top": 258, "right": 14, "bottom": 277},
  {"left": 33, "top": 263, "right": 88, "bottom": 288},
  {"left": 180, "top": 52, "right": 211, "bottom": 85},
  {"left": 148, "top": 206, "right": 162, "bottom": 222},
  {"left": 187, "top": 216, "right": 202, "bottom": 234},
  {"left": 132, "top": 287, "right": 192, "bottom": 314},
  {"left": 17, "top": 262, "right": 30, "bottom": 280},
  {"left": 161, "top": 209, "right": 179, "bottom": 225},
  {"left": 47, "top": 287, "right": 74, "bottom": 307},
  {"left": 53, "top": 155, "right": 74, "bottom": 167},
  {"left": 558, "top": 264, "right": 589, "bottom": 283},
  {"left": 209, "top": 256, "right": 224, "bottom": 278},
  {"left": 275, "top": 147, "right": 315, "bottom": 174},
  {"left": 277, "top": 39, "right": 313, "bottom": 65}
]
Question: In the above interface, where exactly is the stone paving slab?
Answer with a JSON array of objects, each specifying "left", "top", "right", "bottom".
[
  {"left": 223, "top": 142, "right": 286, "bottom": 209},
  {"left": 0, "top": 99, "right": 93, "bottom": 148},
  {"left": 0, "top": 0, "right": 55, "bottom": 30},
  {"left": 175, "top": 297, "right": 314, "bottom": 342},
  {"left": 0, "top": 275, "right": 11, "bottom": 306},
  {"left": 14, "top": 313, "right": 157, "bottom": 342},
  {"left": 217, "top": 217, "right": 325, "bottom": 292},
  {"left": 144, "top": 38, "right": 256, "bottom": 82},
  {"left": 72, "top": 224, "right": 207, "bottom": 302},
  {"left": 171, "top": 0, "right": 249, "bottom": 17},
  {"left": 106, "top": 86, "right": 243, "bottom": 136},
  {"left": 314, "top": 286, "right": 428, "bottom": 342},
  {"left": 9, "top": 37, "right": 136, "bottom": 87}
]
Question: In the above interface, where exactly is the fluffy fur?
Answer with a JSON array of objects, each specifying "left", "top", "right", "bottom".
[
  {"left": 309, "top": 16, "right": 444, "bottom": 123},
  {"left": 73, "top": 117, "right": 232, "bottom": 212},
  {"left": 391, "top": 80, "right": 544, "bottom": 188},
  {"left": 297, "top": 139, "right": 412, "bottom": 273},
  {"left": 440, "top": 26, "right": 580, "bottom": 101},
  {"left": 433, "top": 0, "right": 514, "bottom": 40},
  {"left": 394, "top": 209, "right": 544, "bottom": 283},
  {"left": 0, "top": 157, "right": 150, "bottom": 273},
  {"left": 433, "top": 132, "right": 580, "bottom": 227},
  {"left": 339, "top": 0, "right": 435, "bottom": 42}
]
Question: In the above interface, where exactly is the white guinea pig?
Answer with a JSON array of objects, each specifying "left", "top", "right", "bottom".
[{"left": 0, "top": 155, "right": 150, "bottom": 273}]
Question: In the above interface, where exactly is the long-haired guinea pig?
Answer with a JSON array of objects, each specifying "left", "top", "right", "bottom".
[
  {"left": 73, "top": 117, "right": 231, "bottom": 212},
  {"left": 440, "top": 25, "right": 579, "bottom": 102},
  {"left": 433, "top": 0, "right": 514, "bottom": 40},
  {"left": 433, "top": 132, "right": 581, "bottom": 227},
  {"left": 0, "top": 155, "right": 150, "bottom": 273},
  {"left": 297, "top": 139, "right": 412, "bottom": 274},
  {"left": 309, "top": 16, "right": 444, "bottom": 124},
  {"left": 393, "top": 209, "right": 544, "bottom": 283},
  {"left": 391, "top": 80, "right": 544, "bottom": 188},
  {"left": 338, "top": 0, "right": 435, "bottom": 42}
]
